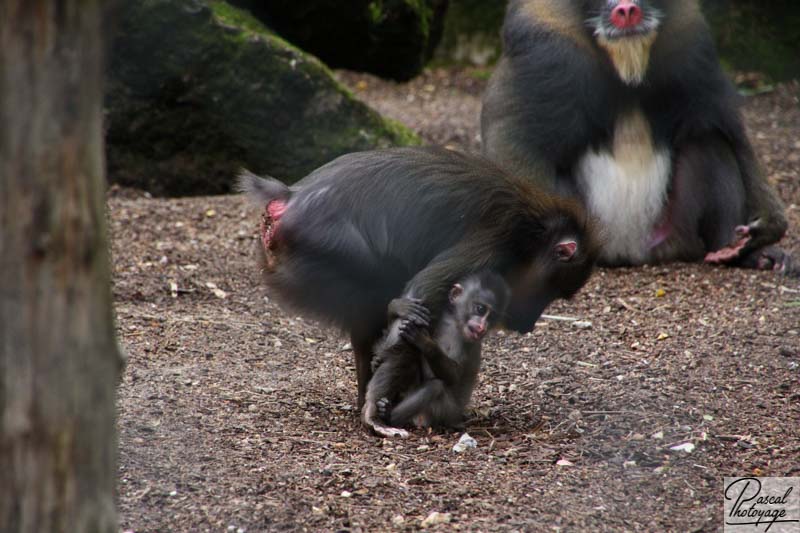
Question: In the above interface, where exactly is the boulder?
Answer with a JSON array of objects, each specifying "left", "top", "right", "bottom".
[
  {"left": 106, "top": 0, "right": 419, "bottom": 196},
  {"left": 228, "top": 0, "right": 449, "bottom": 81}
]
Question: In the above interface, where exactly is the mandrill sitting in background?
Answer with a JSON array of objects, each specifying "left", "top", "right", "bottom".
[{"left": 482, "top": 0, "right": 791, "bottom": 272}]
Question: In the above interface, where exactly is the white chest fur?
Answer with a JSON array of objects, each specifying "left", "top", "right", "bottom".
[{"left": 575, "top": 109, "right": 671, "bottom": 264}]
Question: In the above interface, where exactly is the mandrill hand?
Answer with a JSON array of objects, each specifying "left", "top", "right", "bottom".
[
  {"left": 388, "top": 297, "right": 431, "bottom": 327},
  {"left": 398, "top": 319, "right": 434, "bottom": 352}
]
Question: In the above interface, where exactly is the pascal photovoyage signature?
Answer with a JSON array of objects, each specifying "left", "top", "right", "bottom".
[{"left": 725, "top": 477, "right": 799, "bottom": 531}]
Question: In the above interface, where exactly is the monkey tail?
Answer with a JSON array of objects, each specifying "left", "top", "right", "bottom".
[{"left": 237, "top": 169, "right": 292, "bottom": 205}]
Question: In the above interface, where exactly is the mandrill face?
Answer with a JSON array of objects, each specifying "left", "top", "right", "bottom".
[
  {"left": 582, "top": 0, "right": 665, "bottom": 85},
  {"left": 584, "top": 0, "right": 664, "bottom": 40}
]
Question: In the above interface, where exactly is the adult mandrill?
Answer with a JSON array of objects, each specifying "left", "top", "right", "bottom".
[
  {"left": 482, "top": 0, "right": 790, "bottom": 271},
  {"left": 240, "top": 147, "right": 598, "bottom": 409}
]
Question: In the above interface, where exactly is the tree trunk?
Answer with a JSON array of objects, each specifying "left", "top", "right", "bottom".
[{"left": 0, "top": 1, "right": 122, "bottom": 531}]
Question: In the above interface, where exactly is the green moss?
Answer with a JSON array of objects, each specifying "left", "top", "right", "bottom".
[
  {"left": 208, "top": 1, "right": 368, "bottom": 104},
  {"left": 401, "top": 0, "right": 427, "bottom": 18},
  {"left": 368, "top": 1, "right": 383, "bottom": 24},
  {"left": 208, "top": 1, "right": 308, "bottom": 56},
  {"left": 467, "top": 67, "right": 493, "bottom": 81},
  {"left": 208, "top": 0, "right": 264, "bottom": 33},
  {"left": 399, "top": 0, "right": 435, "bottom": 36},
  {"left": 702, "top": 0, "right": 799, "bottom": 81},
  {"left": 382, "top": 117, "right": 423, "bottom": 146},
  {"left": 434, "top": 0, "right": 506, "bottom": 66}
]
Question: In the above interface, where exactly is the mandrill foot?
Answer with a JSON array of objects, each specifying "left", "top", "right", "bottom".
[{"left": 705, "top": 225, "right": 796, "bottom": 277}]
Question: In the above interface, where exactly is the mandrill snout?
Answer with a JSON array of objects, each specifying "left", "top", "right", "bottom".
[{"left": 610, "top": 0, "right": 643, "bottom": 29}]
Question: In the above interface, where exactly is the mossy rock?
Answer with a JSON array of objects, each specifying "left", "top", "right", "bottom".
[
  {"left": 227, "top": 0, "right": 448, "bottom": 81},
  {"left": 434, "top": 0, "right": 506, "bottom": 66},
  {"left": 702, "top": 0, "right": 800, "bottom": 82},
  {"left": 106, "top": 0, "right": 420, "bottom": 196}
]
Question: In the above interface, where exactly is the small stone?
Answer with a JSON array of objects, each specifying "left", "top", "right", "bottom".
[
  {"left": 391, "top": 514, "right": 405, "bottom": 526},
  {"left": 211, "top": 287, "right": 227, "bottom": 299},
  {"left": 340, "top": 490, "right": 352, "bottom": 498},
  {"left": 452, "top": 433, "right": 478, "bottom": 453},
  {"left": 669, "top": 442, "right": 695, "bottom": 453},
  {"left": 421, "top": 511, "right": 452, "bottom": 528}
]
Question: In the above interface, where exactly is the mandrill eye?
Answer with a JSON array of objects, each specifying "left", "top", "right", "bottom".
[{"left": 475, "top": 303, "right": 487, "bottom": 315}]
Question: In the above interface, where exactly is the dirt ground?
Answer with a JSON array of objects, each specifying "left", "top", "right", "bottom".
[{"left": 113, "top": 70, "right": 800, "bottom": 532}]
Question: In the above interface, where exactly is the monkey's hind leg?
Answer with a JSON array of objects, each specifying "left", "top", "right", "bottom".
[
  {"left": 389, "top": 379, "right": 449, "bottom": 429},
  {"left": 682, "top": 136, "right": 793, "bottom": 273},
  {"left": 362, "top": 398, "right": 409, "bottom": 439},
  {"left": 361, "top": 358, "right": 412, "bottom": 438},
  {"left": 351, "top": 327, "right": 384, "bottom": 410}
]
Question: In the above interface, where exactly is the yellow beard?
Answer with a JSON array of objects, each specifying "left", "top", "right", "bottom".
[{"left": 597, "top": 32, "right": 658, "bottom": 85}]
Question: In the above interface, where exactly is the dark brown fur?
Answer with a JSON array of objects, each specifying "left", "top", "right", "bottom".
[
  {"left": 363, "top": 272, "right": 509, "bottom": 437},
  {"left": 483, "top": 0, "right": 789, "bottom": 271},
  {"left": 240, "top": 147, "right": 599, "bottom": 408}
]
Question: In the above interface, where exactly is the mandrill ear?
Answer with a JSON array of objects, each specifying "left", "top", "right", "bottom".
[
  {"left": 449, "top": 283, "right": 464, "bottom": 303},
  {"left": 554, "top": 240, "right": 578, "bottom": 262}
]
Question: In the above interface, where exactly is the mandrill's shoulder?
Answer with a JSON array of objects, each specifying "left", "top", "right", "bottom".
[{"left": 504, "top": 0, "right": 593, "bottom": 52}]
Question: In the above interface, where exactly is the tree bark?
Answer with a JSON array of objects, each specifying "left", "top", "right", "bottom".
[{"left": 0, "top": 1, "right": 122, "bottom": 531}]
